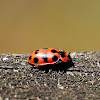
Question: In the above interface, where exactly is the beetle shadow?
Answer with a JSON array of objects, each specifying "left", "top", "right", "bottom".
[{"left": 28, "top": 61, "right": 74, "bottom": 73}]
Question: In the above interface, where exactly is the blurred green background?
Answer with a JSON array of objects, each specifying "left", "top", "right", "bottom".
[{"left": 0, "top": 0, "right": 100, "bottom": 53}]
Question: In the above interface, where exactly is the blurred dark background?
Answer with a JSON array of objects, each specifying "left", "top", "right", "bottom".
[{"left": 0, "top": 0, "right": 100, "bottom": 53}]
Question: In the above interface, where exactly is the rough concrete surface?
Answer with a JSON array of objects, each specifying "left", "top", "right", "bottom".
[{"left": 0, "top": 51, "right": 100, "bottom": 100}]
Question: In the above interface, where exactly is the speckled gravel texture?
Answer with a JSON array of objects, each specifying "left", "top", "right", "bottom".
[{"left": 0, "top": 51, "right": 100, "bottom": 100}]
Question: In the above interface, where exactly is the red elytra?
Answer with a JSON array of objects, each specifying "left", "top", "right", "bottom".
[{"left": 27, "top": 48, "right": 70, "bottom": 65}]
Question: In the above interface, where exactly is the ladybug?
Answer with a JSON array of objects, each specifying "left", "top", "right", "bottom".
[{"left": 27, "top": 48, "right": 73, "bottom": 68}]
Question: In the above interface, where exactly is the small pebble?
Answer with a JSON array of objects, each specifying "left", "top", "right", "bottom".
[
  {"left": 21, "top": 61, "right": 26, "bottom": 65},
  {"left": 3, "top": 57, "right": 8, "bottom": 61}
]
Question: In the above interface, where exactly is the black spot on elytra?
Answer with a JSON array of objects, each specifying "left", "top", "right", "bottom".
[
  {"left": 29, "top": 56, "right": 32, "bottom": 60},
  {"left": 42, "top": 53, "right": 48, "bottom": 63},
  {"left": 59, "top": 52, "right": 65, "bottom": 58},
  {"left": 34, "top": 57, "right": 39, "bottom": 63},
  {"left": 35, "top": 50, "right": 39, "bottom": 54},
  {"left": 60, "top": 53, "right": 65, "bottom": 58},
  {"left": 51, "top": 49, "right": 58, "bottom": 53},
  {"left": 52, "top": 55, "right": 58, "bottom": 61},
  {"left": 43, "top": 58, "right": 48, "bottom": 63},
  {"left": 43, "top": 48, "right": 48, "bottom": 49}
]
